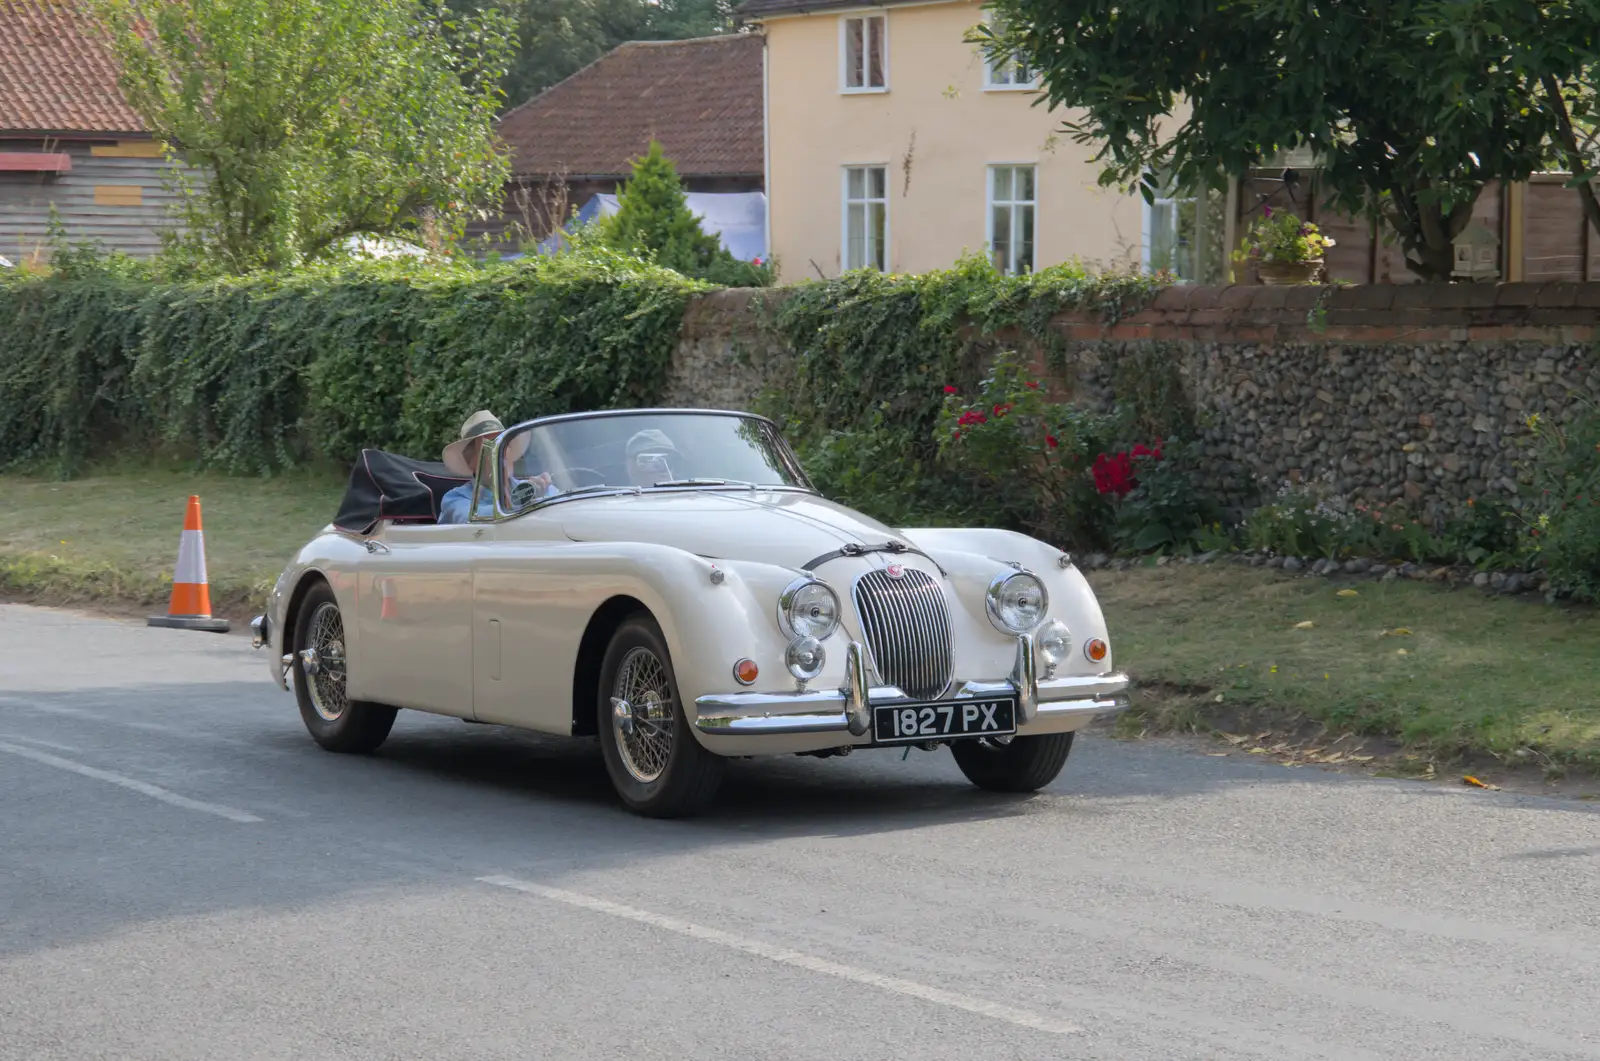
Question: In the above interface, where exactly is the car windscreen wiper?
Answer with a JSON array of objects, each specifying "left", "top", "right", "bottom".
[{"left": 652, "top": 478, "right": 763, "bottom": 490}]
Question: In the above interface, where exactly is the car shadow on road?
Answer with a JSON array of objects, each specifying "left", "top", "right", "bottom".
[{"left": 363, "top": 722, "right": 1053, "bottom": 837}]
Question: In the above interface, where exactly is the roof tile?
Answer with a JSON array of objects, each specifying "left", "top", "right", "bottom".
[
  {"left": 0, "top": 0, "right": 144, "bottom": 135},
  {"left": 497, "top": 34, "right": 763, "bottom": 179}
]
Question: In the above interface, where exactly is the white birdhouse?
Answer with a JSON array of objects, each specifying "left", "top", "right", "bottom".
[{"left": 1452, "top": 222, "right": 1500, "bottom": 281}]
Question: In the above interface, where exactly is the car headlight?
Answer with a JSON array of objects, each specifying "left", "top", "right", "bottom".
[
  {"left": 986, "top": 570, "right": 1048, "bottom": 634},
  {"left": 785, "top": 636, "right": 826, "bottom": 680},
  {"left": 1034, "top": 619, "right": 1071, "bottom": 668},
  {"left": 779, "top": 577, "right": 841, "bottom": 640}
]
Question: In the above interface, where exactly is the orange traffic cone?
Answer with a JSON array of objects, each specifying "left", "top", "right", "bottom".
[{"left": 147, "top": 495, "right": 231, "bottom": 633}]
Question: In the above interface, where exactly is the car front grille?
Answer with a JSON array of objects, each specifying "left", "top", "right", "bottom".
[{"left": 850, "top": 567, "right": 954, "bottom": 700}]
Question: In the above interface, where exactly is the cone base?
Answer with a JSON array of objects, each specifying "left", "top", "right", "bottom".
[{"left": 147, "top": 615, "right": 231, "bottom": 633}]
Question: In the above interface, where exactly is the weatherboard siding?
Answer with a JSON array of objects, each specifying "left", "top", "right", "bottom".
[{"left": 0, "top": 138, "right": 184, "bottom": 261}]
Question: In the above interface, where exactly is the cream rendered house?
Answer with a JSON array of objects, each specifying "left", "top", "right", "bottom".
[{"left": 739, "top": 0, "right": 1162, "bottom": 280}]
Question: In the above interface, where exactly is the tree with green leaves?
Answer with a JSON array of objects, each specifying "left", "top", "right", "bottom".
[
  {"left": 601, "top": 140, "right": 725, "bottom": 273},
  {"left": 978, "top": 0, "right": 1600, "bottom": 280},
  {"left": 90, "top": 0, "right": 515, "bottom": 272},
  {"left": 1417, "top": 0, "right": 1600, "bottom": 242}
]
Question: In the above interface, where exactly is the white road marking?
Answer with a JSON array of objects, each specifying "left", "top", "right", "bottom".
[
  {"left": 0, "top": 733, "right": 80, "bottom": 753},
  {"left": 479, "top": 874, "right": 1080, "bottom": 1036},
  {"left": 0, "top": 740, "right": 263, "bottom": 823}
]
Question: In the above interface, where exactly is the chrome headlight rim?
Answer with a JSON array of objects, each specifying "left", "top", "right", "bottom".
[
  {"left": 1034, "top": 617, "right": 1072, "bottom": 668},
  {"left": 777, "top": 576, "right": 842, "bottom": 641},
  {"left": 986, "top": 569, "right": 1049, "bottom": 635},
  {"left": 784, "top": 635, "right": 826, "bottom": 681}
]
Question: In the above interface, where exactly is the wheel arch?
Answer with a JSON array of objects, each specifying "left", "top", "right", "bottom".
[
  {"left": 279, "top": 569, "right": 332, "bottom": 660},
  {"left": 571, "top": 594, "right": 654, "bottom": 737}
]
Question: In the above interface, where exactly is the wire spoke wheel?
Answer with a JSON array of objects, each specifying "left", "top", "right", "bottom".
[
  {"left": 612, "top": 646, "right": 675, "bottom": 783},
  {"left": 304, "top": 601, "right": 349, "bottom": 723}
]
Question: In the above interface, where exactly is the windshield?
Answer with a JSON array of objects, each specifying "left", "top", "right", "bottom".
[{"left": 496, "top": 412, "right": 811, "bottom": 513}]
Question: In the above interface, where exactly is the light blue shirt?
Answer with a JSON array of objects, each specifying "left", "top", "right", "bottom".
[
  {"left": 438, "top": 481, "right": 493, "bottom": 524},
  {"left": 438, "top": 479, "right": 558, "bottom": 523}
]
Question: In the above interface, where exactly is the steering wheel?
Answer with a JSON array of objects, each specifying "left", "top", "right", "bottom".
[{"left": 509, "top": 467, "right": 610, "bottom": 509}]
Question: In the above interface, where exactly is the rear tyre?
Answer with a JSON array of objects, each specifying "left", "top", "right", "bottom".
[
  {"left": 597, "top": 613, "right": 725, "bottom": 817},
  {"left": 950, "top": 732, "right": 1074, "bottom": 793},
  {"left": 291, "top": 581, "right": 397, "bottom": 754}
]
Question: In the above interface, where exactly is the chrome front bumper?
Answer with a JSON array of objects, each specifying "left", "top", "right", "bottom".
[{"left": 693, "top": 637, "right": 1130, "bottom": 739}]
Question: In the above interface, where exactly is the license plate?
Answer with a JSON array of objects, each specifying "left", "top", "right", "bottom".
[{"left": 872, "top": 697, "right": 1017, "bottom": 745}]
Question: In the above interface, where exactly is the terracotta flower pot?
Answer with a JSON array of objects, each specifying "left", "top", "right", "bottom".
[{"left": 1256, "top": 259, "right": 1325, "bottom": 285}]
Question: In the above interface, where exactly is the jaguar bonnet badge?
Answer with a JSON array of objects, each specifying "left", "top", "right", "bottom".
[{"left": 885, "top": 563, "right": 906, "bottom": 579}]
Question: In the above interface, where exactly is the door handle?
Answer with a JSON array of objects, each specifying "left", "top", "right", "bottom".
[
  {"left": 364, "top": 539, "right": 390, "bottom": 554},
  {"left": 473, "top": 528, "right": 486, "bottom": 539}
]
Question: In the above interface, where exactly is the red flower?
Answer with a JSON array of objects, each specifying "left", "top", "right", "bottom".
[
  {"left": 1092, "top": 450, "right": 1138, "bottom": 497},
  {"left": 1024, "top": 381, "right": 1040, "bottom": 390},
  {"left": 944, "top": 385, "right": 958, "bottom": 394},
  {"left": 957, "top": 410, "right": 988, "bottom": 427},
  {"left": 993, "top": 403, "right": 1014, "bottom": 418},
  {"left": 1045, "top": 435, "right": 1059, "bottom": 449}
]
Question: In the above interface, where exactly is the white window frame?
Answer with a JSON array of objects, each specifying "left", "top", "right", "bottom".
[
  {"left": 838, "top": 14, "right": 888, "bottom": 93},
  {"left": 841, "top": 164, "right": 889, "bottom": 271},
  {"left": 987, "top": 163, "right": 1037, "bottom": 275},
  {"left": 981, "top": 12, "right": 1038, "bottom": 91},
  {"left": 1140, "top": 168, "right": 1229, "bottom": 283}
]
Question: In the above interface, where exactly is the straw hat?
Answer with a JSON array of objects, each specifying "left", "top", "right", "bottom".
[{"left": 442, "top": 410, "right": 506, "bottom": 476}]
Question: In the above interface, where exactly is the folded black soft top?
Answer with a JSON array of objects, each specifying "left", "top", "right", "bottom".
[{"left": 332, "top": 448, "right": 470, "bottom": 535}]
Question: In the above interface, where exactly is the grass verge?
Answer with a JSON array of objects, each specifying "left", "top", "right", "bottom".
[
  {"left": 3, "top": 469, "right": 1596, "bottom": 775},
  {"left": 0, "top": 466, "right": 344, "bottom": 619},
  {"left": 1092, "top": 564, "right": 1600, "bottom": 776}
]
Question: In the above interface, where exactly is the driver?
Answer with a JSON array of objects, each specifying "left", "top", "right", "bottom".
[
  {"left": 438, "top": 410, "right": 555, "bottom": 523},
  {"left": 624, "top": 429, "right": 683, "bottom": 487}
]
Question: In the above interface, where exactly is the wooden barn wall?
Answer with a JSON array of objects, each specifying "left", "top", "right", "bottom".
[{"left": 0, "top": 137, "right": 185, "bottom": 262}]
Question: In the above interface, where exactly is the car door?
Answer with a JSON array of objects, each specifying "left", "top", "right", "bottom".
[{"left": 357, "top": 470, "right": 496, "bottom": 716}]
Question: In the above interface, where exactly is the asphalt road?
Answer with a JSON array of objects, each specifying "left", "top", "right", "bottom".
[{"left": 1, "top": 603, "right": 1597, "bottom": 1061}]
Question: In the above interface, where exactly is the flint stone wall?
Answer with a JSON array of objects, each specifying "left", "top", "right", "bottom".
[{"left": 668, "top": 283, "right": 1600, "bottom": 517}]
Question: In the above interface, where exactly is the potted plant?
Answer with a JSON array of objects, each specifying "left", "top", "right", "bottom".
[{"left": 1235, "top": 206, "right": 1335, "bottom": 284}]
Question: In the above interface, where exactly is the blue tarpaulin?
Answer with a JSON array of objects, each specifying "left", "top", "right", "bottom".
[{"left": 535, "top": 191, "right": 767, "bottom": 261}]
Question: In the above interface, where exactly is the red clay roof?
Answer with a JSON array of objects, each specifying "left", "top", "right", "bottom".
[
  {"left": 497, "top": 34, "right": 763, "bottom": 180},
  {"left": 0, "top": 0, "right": 144, "bottom": 135}
]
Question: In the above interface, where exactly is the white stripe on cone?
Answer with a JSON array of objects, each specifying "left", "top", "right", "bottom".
[{"left": 174, "top": 528, "right": 208, "bottom": 586}]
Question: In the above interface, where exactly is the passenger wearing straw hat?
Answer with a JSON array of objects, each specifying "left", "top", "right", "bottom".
[{"left": 438, "top": 411, "right": 553, "bottom": 523}]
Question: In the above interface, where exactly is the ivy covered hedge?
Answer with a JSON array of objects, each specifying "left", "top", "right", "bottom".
[
  {"left": 753, "top": 255, "right": 1169, "bottom": 533},
  {"left": 0, "top": 248, "right": 703, "bottom": 476}
]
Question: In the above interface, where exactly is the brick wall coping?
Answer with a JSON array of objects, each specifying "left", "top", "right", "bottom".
[{"left": 1052, "top": 282, "right": 1600, "bottom": 344}]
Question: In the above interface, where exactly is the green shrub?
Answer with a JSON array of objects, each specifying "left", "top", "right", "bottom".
[
  {"left": 1100, "top": 438, "right": 1221, "bottom": 553},
  {"left": 0, "top": 249, "right": 703, "bottom": 476},
  {"left": 1237, "top": 481, "right": 1517, "bottom": 565},
  {"left": 1520, "top": 405, "right": 1600, "bottom": 599},
  {"left": 755, "top": 255, "right": 1165, "bottom": 543},
  {"left": 936, "top": 350, "right": 1116, "bottom": 548},
  {"left": 595, "top": 141, "right": 773, "bottom": 287}
]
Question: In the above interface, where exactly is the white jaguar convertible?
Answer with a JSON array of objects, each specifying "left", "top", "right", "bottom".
[{"left": 252, "top": 409, "right": 1130, "bottom": 816}]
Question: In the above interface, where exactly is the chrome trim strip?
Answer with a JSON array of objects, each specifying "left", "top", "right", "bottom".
[
  {"left": 1032, "top": 694, "right": 1130, "bottom": 721},
  {"left": 691, "top": 661, "right": 1131, "bottom": 738}
]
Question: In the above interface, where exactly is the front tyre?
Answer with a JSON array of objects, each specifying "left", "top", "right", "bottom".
[
  {"left": 291, "top": 581, "right": 397, "bottom": 754},
  {"left": 597, "top": 613, "right": 725, "bottom": 817},
  {"left": 950, "top": 732, "right": 1074, "bottom": 793}
]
